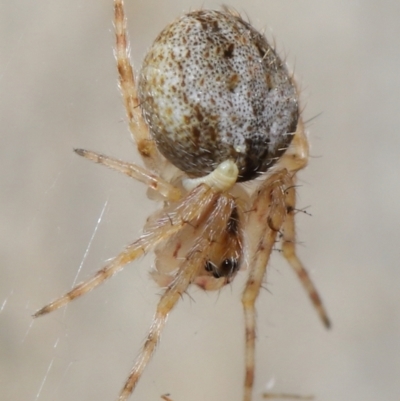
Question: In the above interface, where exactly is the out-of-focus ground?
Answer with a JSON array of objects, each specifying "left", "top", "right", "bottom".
[{"left": 1, "top": 1, "right": 399, "bottom": 401}]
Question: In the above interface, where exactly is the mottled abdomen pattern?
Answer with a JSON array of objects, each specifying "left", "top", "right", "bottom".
[{"left": 139, "top": 10, "right": 298, "bottom": 182}]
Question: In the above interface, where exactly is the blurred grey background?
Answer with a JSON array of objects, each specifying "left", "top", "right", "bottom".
[{"left": 1, "top": 1, "right": 399, "bottom": 400}]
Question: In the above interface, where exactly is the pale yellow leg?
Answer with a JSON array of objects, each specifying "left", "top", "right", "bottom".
[
  {"left": 118, "top": 194, "right": 236, "bottom": 401},
  {"left": 74, "top": 149, "right": 181, "bottom": 201},
  {"left": 242, "top": 171, "right": 289, "bottom": 401},
  {"left": 114, "top": 0, "right": 163, "bottom": 169},
  {"left": 33, "top": 185, "right": 215, "bottom": 318},
  {"left": 281, "top": 180, "right": 331, "bottom": 328}
]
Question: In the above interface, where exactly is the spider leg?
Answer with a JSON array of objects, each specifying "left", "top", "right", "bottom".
[
  {"left": 114, "top": 0, "right": 163, "bottom": 169},
  {"left": 33, "top": 185, "right": 216, "bottom": 318},
  {"left": 242, "top": 171, "right": 289, "bottom": 401},
  {"left": 160, "top": 396, "right": 174, "bottom": 401},
  {"left": 118, "top": 193, "right": 236, "bottom": 401},
  {"left": 74, "top": 149, "right": 182, "bottom": 201},
  {"left": 276, "top": 119, "right": 330, "bottom": 328},
  {"left": 278, "top": 119, "right": 309, "bottom": 173},
  {"left": 281, "top": 178, "right": 331, "bottom": 328}
]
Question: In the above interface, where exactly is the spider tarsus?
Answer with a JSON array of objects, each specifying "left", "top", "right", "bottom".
[
  {"left": 73, "top": 148, "right": 86, "bottom": 157},
  {"left": 322, "top": 315, "right": 331, "bottom": 329},
  {"left": 32, "top": 307, "right": 47, "bottom": 318}
]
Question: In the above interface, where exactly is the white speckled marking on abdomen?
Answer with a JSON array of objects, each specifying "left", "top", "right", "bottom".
[{"left": 139, "top": 9, "right": 298, "bottom": 182}]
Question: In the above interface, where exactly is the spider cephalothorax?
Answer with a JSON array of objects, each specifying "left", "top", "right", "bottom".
[{"left": 34, "top": 2, "right": 330, "bottom": 401}]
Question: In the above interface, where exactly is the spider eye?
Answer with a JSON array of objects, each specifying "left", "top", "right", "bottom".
[
  {"left": 220, "top": 258, "right": 239, "bottom": 276},
  {"left": 204, "top": 261, "right": 222, "bottom": 278},
  {"left": 212, "top": 270, "right": 222, "bottom": 279},
  {"left": 205, "top": 261, "right": 216, "bottom": 273},
  {"left": 138, "top": 10, "right": 298, "bottom": 182},
  {"left": 204, "top": 258, "right": 239, "bottom": 279}
]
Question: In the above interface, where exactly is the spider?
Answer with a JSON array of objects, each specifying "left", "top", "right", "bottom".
[{"left": 34, "top": 1, "right": 330, "bottom": 400}]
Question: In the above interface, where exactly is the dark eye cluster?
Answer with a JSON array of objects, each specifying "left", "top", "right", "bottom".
[{"left": 205, "top": 258, "right": 239, "bottom": 279}]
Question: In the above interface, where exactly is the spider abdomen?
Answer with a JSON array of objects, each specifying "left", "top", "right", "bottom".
[{"left": 138, "top": 9, "right": 299, "bottom": 182}]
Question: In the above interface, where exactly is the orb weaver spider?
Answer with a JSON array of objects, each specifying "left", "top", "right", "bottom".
[{"left": 34, "top": 1, "right": 330, "bottom": 400}]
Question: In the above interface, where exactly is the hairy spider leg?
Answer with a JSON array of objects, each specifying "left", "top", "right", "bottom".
[
  {"left": 242, "top": 170, "right": 291, "bottom": 401},
  {"left": 114, "top": 0, "right": 164, "bottom": 169},
  {"left": 74, "top": 149, "right": 182, "bottom": 201},
  {"left": 33, "top": 185, "right": 216, "bottom": 317},
  {"left": 281, "top": 181, "right": 331, "bottom": 328},
  {"left": 118, "top": 194, "right": 237, "bottom": 401}
]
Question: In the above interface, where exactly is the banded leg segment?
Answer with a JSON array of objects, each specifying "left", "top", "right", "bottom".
[
  {"left": 281, "top": 180, "right": 331, "bottom": 328},
  {"left": 118, "top": 194, "right": 237, "bottom": 401},
  {"left": 34, "top": 185, "right": 216, "bottom": 318},
  {"left": 74, "top": 149, "right": 182, "bottom": 201},
  {"left": 114, "top": 0, "right": 162, "bottom": 168},
  {"left": 242, "top": 171, "right": 289, "bottom": 401}
]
